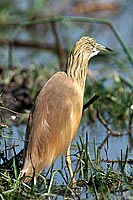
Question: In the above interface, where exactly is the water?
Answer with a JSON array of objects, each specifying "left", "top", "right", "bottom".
[
  {"left": 1, "top": 118, "right": 132, "bottom": 169},
  {"left": 0, "top": 125, "right": 25, "bottom": 163}
]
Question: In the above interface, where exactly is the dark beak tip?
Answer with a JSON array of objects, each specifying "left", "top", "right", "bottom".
[{"left": 106, "top": 47, "right": 113, "bottom": 52}]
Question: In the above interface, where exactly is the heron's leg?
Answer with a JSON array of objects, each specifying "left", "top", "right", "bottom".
[{"left": 66, "top": 145, "right": 76, "bottom": 187}]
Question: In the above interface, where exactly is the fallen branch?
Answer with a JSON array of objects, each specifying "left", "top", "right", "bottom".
[
  {"left": 0, "top": 38, "right": 64, "bottom": 52},
  {"left": 0, "top": 106, "right": 24, "bottom": 116},
  {"left": 96, "top": 109, "right": 127, "bottom": 150},
  {"left": 98, "top": 134, "right": 110, "bottom": 150},
  {"left": 97, "top": 109, "right": 122, "bottom": 136},
  {"left": 83, "top": 94, "right": 100, "bottom": 111},
  {"left": 100, "top": 158, "right": 133, "bottom": 164}
]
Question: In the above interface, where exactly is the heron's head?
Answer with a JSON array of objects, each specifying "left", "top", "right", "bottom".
[{"left": 73, "top": 36, "right": 113, "bottom": 60}]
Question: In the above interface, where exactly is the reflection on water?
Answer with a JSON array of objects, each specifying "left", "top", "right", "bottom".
[{"left": 0, "top": 125, "right": 25, "bottom": 164}]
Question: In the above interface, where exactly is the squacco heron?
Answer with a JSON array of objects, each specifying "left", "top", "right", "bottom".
[{"left": 19, "top": 36, "right": 112, "bottom": 185}]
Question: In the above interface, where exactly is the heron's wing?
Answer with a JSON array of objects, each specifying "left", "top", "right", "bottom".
[
  {"left": 22, "top": 105, "right": 34, "bottom": 162},
  {"left": 24, "top": 72, "right": 83, "bottom": 168}
]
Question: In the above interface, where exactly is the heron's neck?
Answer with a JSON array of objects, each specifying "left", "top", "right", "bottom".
[{"left": 66, "top": 52, "right": 89, "bottom": 91}]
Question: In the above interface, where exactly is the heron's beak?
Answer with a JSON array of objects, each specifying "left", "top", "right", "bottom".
[{"left": 96, "top": 43, "right": 113, "bottom": 53}]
